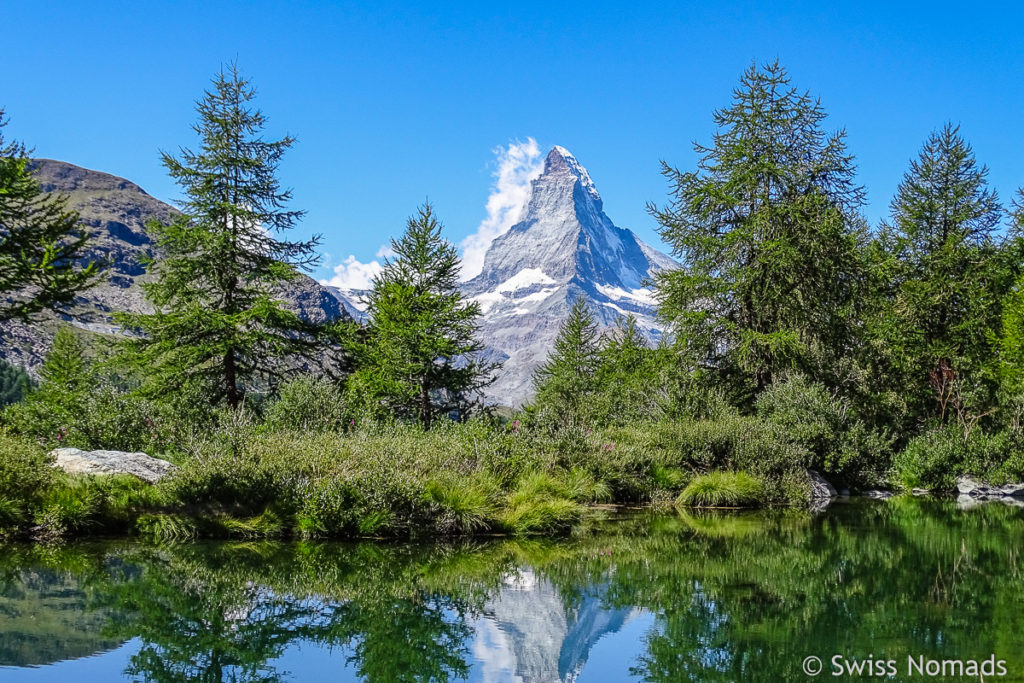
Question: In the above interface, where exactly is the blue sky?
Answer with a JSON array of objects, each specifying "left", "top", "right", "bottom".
[{"left": 5, "top": 1, "right": 1024, "bottom": 287}]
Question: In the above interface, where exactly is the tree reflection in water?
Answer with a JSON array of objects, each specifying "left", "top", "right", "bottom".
[{"left": 1, "top": 498, "right": 1023, "bottom": 682}]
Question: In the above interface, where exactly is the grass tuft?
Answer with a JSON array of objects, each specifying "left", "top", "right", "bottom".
[{"left": 676, "top": 471, "right": 764, "bottom": 508}]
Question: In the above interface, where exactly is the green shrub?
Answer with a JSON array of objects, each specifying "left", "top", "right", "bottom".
[
  {"left": 264, "top": 376, "right": 348, "bottom": 432},
  {"left": 2, "top": 383, "right": 181, "bottom": 454},
  {"left": 677, "top": 471, "right": 764, "bottom": 508},
  {"left": 0, "top": 359, "right": 32, "bottom": 406},
  {"left": 34, "top": 478, "right": 99, "bottom": 537},
  {"left": 894, "top": 424, "right": 1024, "bottom": 490},
  {"left": 0, "top": 431, "right": 53, "bottom": 494},
  {"left": 755, "top": 372, "right": 891, "bottom": 482},
  {"left": 892, "top": 424, "right": 966, "bottom": 490},
  {"left": 651, "top": 465, "right": 690, "bottom": 492}
]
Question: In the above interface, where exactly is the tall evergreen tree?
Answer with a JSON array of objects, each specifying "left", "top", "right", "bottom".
[
  {"left": 871, "top": 124, "right": 1016, "bottom": 423},
  {"left": 592, "top": 315, "right": 659, "bottom": 424},
  {"left": 650, "top": 61, "right": 866, "bottom": 407},
  {"left": 118, "top": 65, "right": 322, "bottom": 409},
  {"left": 0, "top": 110, "right": 99, "bottom": 322},
  {"left": 40, "top": 326, "right": 90, "bottom": 391},
  {"left": 532, "top": 297, "right": 602, "bottom": 425},
  {"left": 0, "top": 359, "right": 32, "bottom": 406},
  {"left": 349, "top": 204, "right": 492, "bottom": 428}
]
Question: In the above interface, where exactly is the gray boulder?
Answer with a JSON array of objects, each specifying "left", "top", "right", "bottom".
[
  {"left": 956, "top": 476, "right": 985, "bottom": 496},
  {"left": 807, "top": 469, "right": 837, "bottom": 500},
  {"left": 863, "top": 489, "right": 894, "bottom": 499},
  {"left": 50, "top": 448, "right": 176, "bottom": 484},
  {"left": 998, "top": 482, "right": 1024, "bottom": 497},
  {"left": 954, "top": 475, "right": 1024, "bottom": 507}
]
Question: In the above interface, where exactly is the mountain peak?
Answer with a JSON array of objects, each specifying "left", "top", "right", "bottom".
[
  {"left": 543, "top": 145, "right": 599, "bottom": 201},
  {"left": 462, "top": 146, "right": 678, "bottom": 405}
]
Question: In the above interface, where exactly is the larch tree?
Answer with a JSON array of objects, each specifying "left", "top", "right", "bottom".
[
  {"left": 118, "top": 65, "right": 322, "bottom": 409},
  {"left": 531, "top": 297, "right": 603, "bottom": 426},
  {"left": 0, "top": 110, "right": 99, "bottom": 322},
  {"left": 650, "top": 61, "right": 867, "bottom": 407},
  {"left": 349, "top": 203, "right": 492, "bottom": 428},
  {"left": 873, "top": 124, "right": 1017, "bottom": 423}
]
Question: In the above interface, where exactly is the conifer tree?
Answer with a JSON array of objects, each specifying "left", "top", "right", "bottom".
[
  {"left": 349, "top": 204, "right": 492, "bottom": 428},
  {"left": 532, "top": 297, "right": 602, "bottom": 425},
  {"left": 873, "top": 124, "right": 1016, "bottom": 422},
  {"left": 0, "top": 359, "right": 32, "bottom": 406},
  {"left": 40, "top": 326, "right": 90, "bottom": 391},
  {"left": 650, "top": 61, "right": 866, "bottom": 407},
  {"left": 118, "top": 65, "right": 322, "bottom": 409},
  {"left": 0, "top": 110, "right": 99, "bottom": 322},
  {"left": 592, "top": 315, "right": 657, "bottom": 424}
]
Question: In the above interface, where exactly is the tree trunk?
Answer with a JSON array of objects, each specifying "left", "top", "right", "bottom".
[
  {"left": 419, "top": 377, "right": 432, "bottom": 430},
  {"left": 224, "top": 348, "right": 239, "bottom": 410}
]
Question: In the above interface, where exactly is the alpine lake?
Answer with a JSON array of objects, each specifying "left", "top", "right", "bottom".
[{"left": 1, "top": 497, "right": 1023, "bottom": 682}]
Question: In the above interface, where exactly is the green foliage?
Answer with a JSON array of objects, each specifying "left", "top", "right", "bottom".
[
  {"left": 4, "top": 378, "right": 180, "bottom": 453},
  {"left": 40, "top": 326, "right": 90, "bottom": 388},
  {"left": 0, "top": 109, "right": 99, "bottom": 323},
  {"left": 263, "top": 376, "right": 347, "bottom": 432},
  {"left": 116, "top": 64, "right": 325, "bottom": 409},
  {"left": 867, "top": 124, "right": 1018, "bottom": 429},
  {"left": 0, "top": 358, "right": 32, "bottom": 406},
  {"left": 651, "top": 61, "right": 866, "bottom": 406},
  {"left": 677, "top": 471, "right": 764, "bottom": 508},
  {"left": 893, "top": 422, "right": 1024, "bottom": 491},
  {"left": 532, "top": 297, "right": 602, "bottom": 427},
  {"left": 349, "top": 203, "right": 493, "bottom": 428},
  {"left": 999, "top": 274, "right": 1024, "bottom": 395},
  {"left": 755, "top": 373, "right": 892, "bottom": 482},
  {"left": 422, "top": 474, "right": 499, "bottom": 534},
  {"left": 0, "top": 432, "right": 53, "bottom": 531}
]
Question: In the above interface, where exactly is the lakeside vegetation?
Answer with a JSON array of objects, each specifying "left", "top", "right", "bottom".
[{"left": 2, "top": 60, "right": 1024, "bottom": 541}]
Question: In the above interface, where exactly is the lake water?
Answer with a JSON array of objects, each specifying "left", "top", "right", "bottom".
[{"left": 1, "top": 498, "right": 1022, "bottom": 682}]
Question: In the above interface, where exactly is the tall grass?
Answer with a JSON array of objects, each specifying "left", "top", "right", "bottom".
[{"left": 677, "top": 471, "right": 764, "bottom": 508}]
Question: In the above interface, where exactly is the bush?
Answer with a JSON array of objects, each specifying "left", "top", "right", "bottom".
[
  {"left": 2, "top": 382, "right": 182, "bottom": 454},
  {"left": 0, "top": 433, "right": 53, "bottom": 532},
  {"left": 0, "top": 359, "right": 32, "bottom": 406},
  {"left": 677, "top": 471, "right": 764, "bottom": 507},
  {"left": 0, "top": 431, "right": 53, "bottom": 494},
  {"left": 894, "top": 423, "right": 1024, "bottom": 490},
  {"left": 892, "top": 424, "right": 966, "bottom": 490},
  {"left": 264, "top": 376, "right": 348, "bottom": 432},
  {"left": 756, "top": 373, "right": 891, "bottom": 483}
]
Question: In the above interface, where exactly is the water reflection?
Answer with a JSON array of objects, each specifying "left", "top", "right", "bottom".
[{"left": 1, "top": 498, "right": 1023, "bottom": 682}]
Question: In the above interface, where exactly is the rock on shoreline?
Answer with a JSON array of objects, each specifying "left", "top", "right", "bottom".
[
  {"left": 956, "top": 475, "right": 1024, "bottom": 509},
  {"left": 50, "top": 448, "right": 176, "bottom": 484}
]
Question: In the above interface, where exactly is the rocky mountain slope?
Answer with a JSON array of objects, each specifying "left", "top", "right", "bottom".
[
  {"left": 0, "top": 159, "right": 348, "bottom": 373},
  {"left": 460, "top": 146, "right": 677, "bottom": 406}
]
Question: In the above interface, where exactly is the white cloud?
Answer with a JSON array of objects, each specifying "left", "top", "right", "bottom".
[
  {"left": 458, "top": 138, "right": 544, "bottom": 282},
  {"left": 321, "top": 253, "right": 385, "bottom": 291}
]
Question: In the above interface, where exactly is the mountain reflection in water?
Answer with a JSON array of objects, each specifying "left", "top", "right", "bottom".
[{"left": 1, "top": 498, "right": 1023, "bottom": 682}]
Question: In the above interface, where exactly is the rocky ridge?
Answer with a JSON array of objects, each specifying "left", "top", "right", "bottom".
[{"left": 0, "top": 159, "right": 348, "bottom": 373}]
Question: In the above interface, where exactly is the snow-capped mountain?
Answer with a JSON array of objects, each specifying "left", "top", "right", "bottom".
[
  {"left": 326, "top": 145, "right": 678, "bottom": 407},
  {"left": 471, "top": 569, "right": 644, "bottom": 682},
  {"left": 460, "top": 146, "right": 677, "bottom": 406}
]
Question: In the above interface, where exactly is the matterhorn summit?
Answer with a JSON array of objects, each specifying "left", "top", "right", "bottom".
[{"left": 463, "top": 146, "right": 677, "bottom": 406}]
